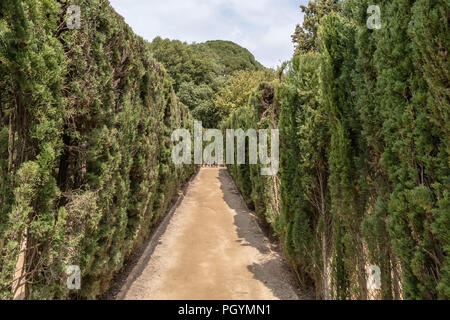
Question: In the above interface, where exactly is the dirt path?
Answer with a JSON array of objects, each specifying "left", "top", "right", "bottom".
[{"left": 118, "top": 168, "right": 301, "bottom": 300}]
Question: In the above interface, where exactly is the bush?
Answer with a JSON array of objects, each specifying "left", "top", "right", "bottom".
[{"left": 0, "top": 0, "right": 196, "bottom": 299}]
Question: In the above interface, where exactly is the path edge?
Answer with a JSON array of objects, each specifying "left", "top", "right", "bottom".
[{"left": 115, "top": 168, "right": 200, "bottom": 300}]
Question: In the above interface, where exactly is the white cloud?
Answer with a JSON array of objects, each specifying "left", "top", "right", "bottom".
[{"left": 108, "top": 0, "right": 306, "bottom": 68}]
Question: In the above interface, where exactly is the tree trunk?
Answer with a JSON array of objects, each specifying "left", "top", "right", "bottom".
[{"left": 12, "top": 232, "right": 27, "bottom": 300}]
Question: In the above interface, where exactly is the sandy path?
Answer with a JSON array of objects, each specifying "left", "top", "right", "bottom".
[{"left": 119, "top": 168, "right": 300, "bottom": 300}]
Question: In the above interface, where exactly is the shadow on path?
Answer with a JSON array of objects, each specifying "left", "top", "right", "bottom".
[{"left": 218, "top": 168, "right": 306, "bottom": 300}]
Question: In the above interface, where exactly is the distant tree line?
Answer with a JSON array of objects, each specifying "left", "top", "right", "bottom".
[{"left": 148, "top": 38, "right": 267, "bottom": 128}]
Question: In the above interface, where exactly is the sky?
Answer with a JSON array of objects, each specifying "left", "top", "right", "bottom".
[{"left": 108, "top": 0, "right": 307, "bottom": 68}]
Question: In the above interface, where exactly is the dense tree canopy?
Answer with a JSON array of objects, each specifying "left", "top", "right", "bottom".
[
  {"left": 292, "top": 0, "right": 341, "bottom": 54},
  {"left": 214, "top": 69, "right": 275, "bottom": 123},
  {"left": 193, "top": 40, "right": 265, "bottom": 76},
  {"left": 149, "top": 38, "right": 266, "bottom": 128}
]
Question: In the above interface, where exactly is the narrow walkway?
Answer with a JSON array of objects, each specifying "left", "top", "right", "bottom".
[{"left": 119, "top": 168, "right": 300, "bottom": 300}]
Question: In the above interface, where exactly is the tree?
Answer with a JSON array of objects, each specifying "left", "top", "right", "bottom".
[
  {"left": 292, "top": 0, "right": 341, "bottom": 54},
  {"left": 214, "top": 70, "right": 275, "bottom": 123},
  {"left": 149, "top": 38, "right": 266, "bottom": 128},
  {"left": 193, "top": 40, "right": 265, "bottom": 76}
]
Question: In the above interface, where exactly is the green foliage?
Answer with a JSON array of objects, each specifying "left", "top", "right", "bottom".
[
  {"left": 292, "top": 0, "right": 341, "bottom": 54},
  {"left": 0, "top": 0, "right": 448, "bottom": 301},
  {"left": 278, "top": 53, "right": 328, "bottom": 298},
  {"left": 319, "top": 12, "right": 369, "bottom": 299},
  {"left": 215, "top": 69, "right": 275, "bottom": 123},
  {"left": 222, "top": 81, "right": 282, "bottom": 228},
  {"left": 193, "top": 40, "right": 264, "bottom": 76},
  {"left": 149, "top": 37, "right": 220, "bottom": 92},
  {"left": 0, "top": 0, "right": 196, "bottom": 299},
  {"left": 149, "top": 38, "right": 266, "bottom": 128},
  {"left": 371, "top": 0, "right": 448, "bottom": 300},
  {"left": 225, "top": 0, "right": 449, "bottom": 300}
]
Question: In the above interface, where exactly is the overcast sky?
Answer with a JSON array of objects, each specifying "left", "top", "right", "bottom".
[{"left": 109, "top": 0, "right": 306, "bottom": 68}]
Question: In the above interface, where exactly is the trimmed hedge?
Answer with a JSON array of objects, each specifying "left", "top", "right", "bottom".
[
  {"left": 222, "top": 0, "right": 449, "bottom": 300},
  {"left": 0, "top": 0, "right": 196, "bottom": 299}
]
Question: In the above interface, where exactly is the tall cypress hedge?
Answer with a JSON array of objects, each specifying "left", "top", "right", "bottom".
[
  {"left": 1, "top": 0, "right": 447, "bottom": 301},
  {"left": 0, "top": 0, "right": 196, "bottom": 299},
  {"left": 222, "top": 0, "right": 449, "bottom": 300}
]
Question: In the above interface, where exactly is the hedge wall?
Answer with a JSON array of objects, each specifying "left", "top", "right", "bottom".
[
  {"left": 0, "top": 0, "right": 196, "bottom": 299},
  {"left": 222, "top": 0, "right": 448, "bottom": 300}
]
